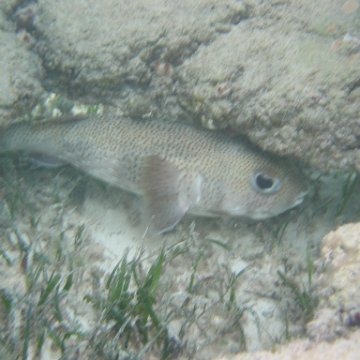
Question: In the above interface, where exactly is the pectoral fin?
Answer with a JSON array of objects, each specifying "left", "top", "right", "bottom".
[{"left": 142, "top": 155, "right": 202, "bottom": 234}]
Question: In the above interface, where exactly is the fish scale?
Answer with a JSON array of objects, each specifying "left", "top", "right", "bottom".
[{"left": 0, "top": 114, "right": 308, "bottom": 233}]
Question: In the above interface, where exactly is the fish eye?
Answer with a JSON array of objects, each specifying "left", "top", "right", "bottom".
[{"left": 251, "top": 172, "right": 282, "bottom": 194}]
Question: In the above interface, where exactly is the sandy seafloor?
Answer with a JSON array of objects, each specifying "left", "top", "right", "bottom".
[
  {"left": 1, "top": 154, "right": 360, "bottom": 359},
  {"left": 0, "top": 0, "right": 360, "bottom": 359}
]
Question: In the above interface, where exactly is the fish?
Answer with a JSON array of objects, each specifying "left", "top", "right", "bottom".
[{"left": 0, "top": 114, "right": 308, "bottom": 233}]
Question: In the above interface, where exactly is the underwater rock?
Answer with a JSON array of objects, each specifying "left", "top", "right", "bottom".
[
  {"left": 216, "top": 222, "right": 360, "bottom": 359},
  {"left": 215, "top": 329, "right": 360, "bottom": 360},
  {"left": 0, "top": 28, "right": 43, "bottom": 122},
  {"left": 28, "top": 0, "right": 360, "bottom": 171},
  {"left": 307, "top": 222, "right": 360, "bottom": 341},
  {"left": 178, "top": 0, "right": 360, "bottom": 172},
  {"left": 32, "top": 0, "right": 248, "bottom": 97}
]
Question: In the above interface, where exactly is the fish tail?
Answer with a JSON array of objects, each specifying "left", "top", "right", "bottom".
[
  {"left": 0, "top": 124, "right": 15, "bottom": 153},
  {"left": 0, "top": 125, "right": 5, "bottom": 152},
  {"left": 0, "top": 122, "right": 27, "bottom": 153},
  {"left": 0, "top": 121, "right": 36, "bottom": 153}
]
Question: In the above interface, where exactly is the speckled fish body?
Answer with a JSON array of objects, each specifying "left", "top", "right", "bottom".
[{"left": 0, "top": 115, "right": 308, "bottom": 232}]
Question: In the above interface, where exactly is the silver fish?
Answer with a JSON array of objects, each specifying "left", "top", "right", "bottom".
[{"left": 0, "top": 115, "right": 308, "bottom": 233}]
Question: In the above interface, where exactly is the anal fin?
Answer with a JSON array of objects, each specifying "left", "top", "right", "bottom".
[{"left": 27, "top": 153, "right": 66, "bottom": 168}]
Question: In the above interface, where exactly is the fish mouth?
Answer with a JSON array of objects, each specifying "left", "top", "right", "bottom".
[{"left": 250, "top": 191, "right": 308, "bottom": 220}]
